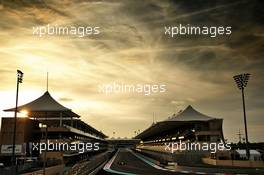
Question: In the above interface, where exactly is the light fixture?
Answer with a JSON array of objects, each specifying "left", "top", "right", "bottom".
[{"left": 233, "top": 73, "right": 251, "bottom": 160}]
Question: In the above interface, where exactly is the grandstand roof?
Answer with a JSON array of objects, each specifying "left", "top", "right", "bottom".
[
  {"left": 4, "top": 91, "right": 80, "bottom": 118},
  {"left": 166, "top": 105, "right": 215, "bottom": 121},
  {"left": 135, "top": 105, "right": 221, "bottom": 140}
]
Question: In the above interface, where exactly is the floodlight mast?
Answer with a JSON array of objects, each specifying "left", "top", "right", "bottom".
[
  {"left": 12, "top": 70, "right": 23, "bottom": 173},
  {"left": 233, "top": 73, "right": 250, "bottom": 160}
]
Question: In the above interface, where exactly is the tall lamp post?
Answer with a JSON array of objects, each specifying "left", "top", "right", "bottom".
[
  {"left": 12, "top": 70, "right": 23, "bottom": 172},
  {"left": 233, "top": 73, "right": 250, "bottom": 160}
]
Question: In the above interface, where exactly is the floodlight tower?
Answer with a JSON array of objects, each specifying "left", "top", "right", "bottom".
[
  {"left": 12, "top": 70, "right": 23, "bottom": 172},
  {"left": 233, "top": 73, "right": 250, "bottom": 160}
]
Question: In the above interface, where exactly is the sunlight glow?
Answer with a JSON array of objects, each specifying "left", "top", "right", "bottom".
[{"left": 20, "top": 110, "right": 28, "bottom": 117}]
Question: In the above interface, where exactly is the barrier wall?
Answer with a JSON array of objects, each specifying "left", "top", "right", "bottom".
[
  {"left": 202, "top": 158, "right": 264, "bottom": 168},
  {"left": 22, "top": 164, "right": 64, "bottom": 175}
]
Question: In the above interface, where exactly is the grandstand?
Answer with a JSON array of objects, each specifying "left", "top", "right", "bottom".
[
  {"left": 0, "top": 91, "right": 108, "bottom": 173},
  {"left": 135, "top": 105, "right": 224, "bottom": 165},
  {"left": 135, "top": 105, "right": 223, "bottom": 144}
]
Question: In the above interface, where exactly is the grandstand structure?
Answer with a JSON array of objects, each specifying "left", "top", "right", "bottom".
[
  {"left": 135, "top": 105, "right": 224, "bottom": 144},
  {"left": 0, "top": 91, "right": 108, "bottom": 167},
  {"left": 134, "top": 105, "right": 224, "bottom": 165}
]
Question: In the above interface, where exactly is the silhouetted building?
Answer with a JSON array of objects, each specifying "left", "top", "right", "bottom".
[
  {"left": 135, "top": 105, "right": 224, "bottom": 143},
  {"left": 0, "top": 117, "right": 40, "bottom": 165},
  {"left": 1, "top": 91, "right": 107, "bottom": 166}
]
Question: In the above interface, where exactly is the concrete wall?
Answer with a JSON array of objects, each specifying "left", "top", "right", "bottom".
[
  {"left": 202, "top": 158, "right": 264, "bottom": 168},
  {"left": 22, "top": 164, "right": 64, "bottom": 175},
  {"left": 0, "top": 117, "right": 39, "bottom": 145}
]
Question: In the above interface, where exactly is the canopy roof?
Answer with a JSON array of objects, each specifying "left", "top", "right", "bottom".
[
  {"left": 166, "top": 105, "right": 215, "bottom": 121},
  {"left": 135, "top": 105, "right": 221, "bottom": 140},
  {"left": 4, "top": 91, "right": 80, "bottom": 118}
]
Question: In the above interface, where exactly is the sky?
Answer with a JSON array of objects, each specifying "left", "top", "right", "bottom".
[{"left": 0, "top": 0, "right": 263, "bottom": 142}]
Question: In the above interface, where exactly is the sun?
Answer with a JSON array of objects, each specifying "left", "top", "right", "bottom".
[{"left": 20, "top": 110, "right": 28, "bottom": 117}]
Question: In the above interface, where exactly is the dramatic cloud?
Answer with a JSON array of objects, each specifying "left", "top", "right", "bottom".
[{"left": 0, "top": 0, "right": 263, "bottom": 142}]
